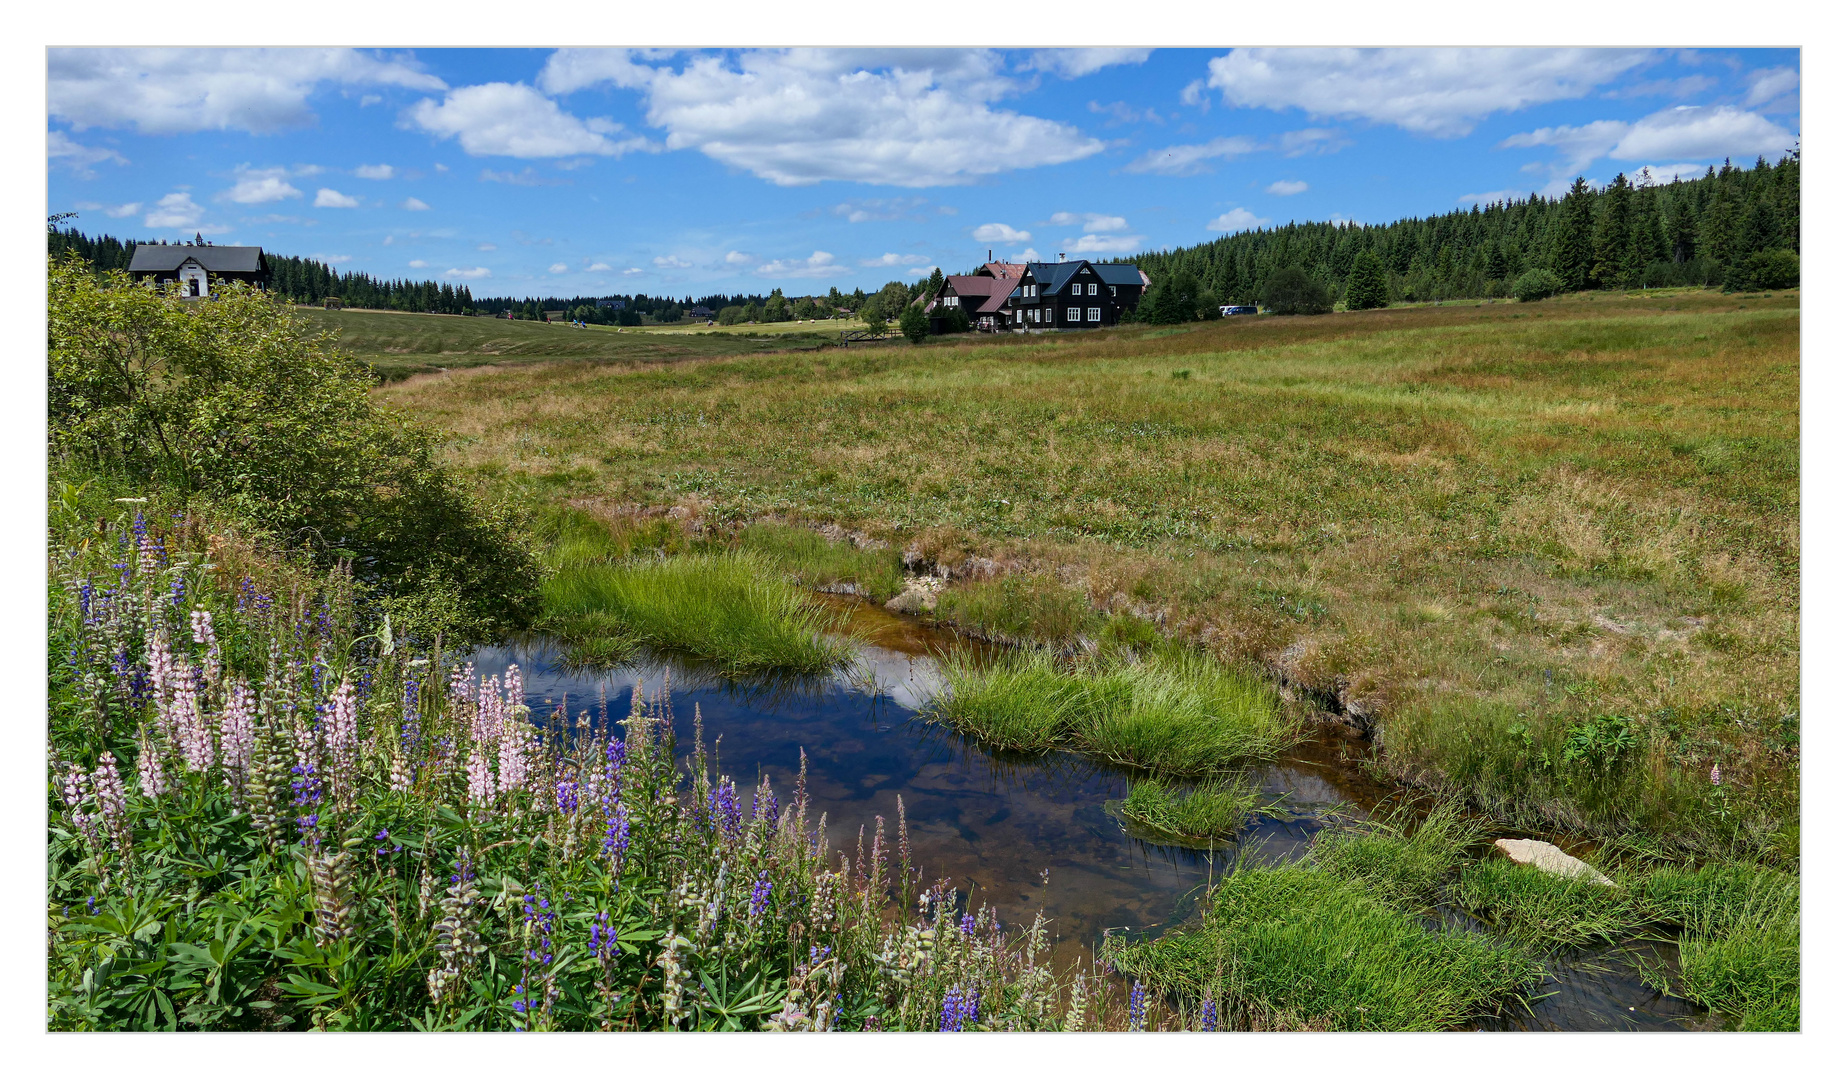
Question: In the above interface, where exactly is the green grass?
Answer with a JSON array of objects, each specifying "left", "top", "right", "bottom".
[
  {"left": 383, "top": 289, "right": 1799, "bottom": 853},
  {"left": 1110, "top": 863, "right": 1543, "bottom": 1031},
  {"left": 1117, "top": 778, "right": 1263, "bottom": 846},
  {"left": 927, "top": 648, "right": 1292, "bottom": 776},
  {"left": 541, "top": 546, "right": 857, "bottom": 677},
  {"left": 1451, "top": 859, "right": 1636, "bottom": 948},
  {"left": 298, "top": 307, "right": 837, "bottom": 381},
  {"left": 732, "top": 522, "right": 905, "bottom": 602},
  {"left": 1308, "top": 801, "right": 1484, "bottom": 909},
  {"left": 1637, "top": 862, "right": 1799, "bottom": 1030}
]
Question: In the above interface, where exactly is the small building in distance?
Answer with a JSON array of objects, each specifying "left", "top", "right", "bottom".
[
  {"left": 598, "top": 299, "right": 626, "bottom": 310},
  {"left": 685, "top": 304, "right": 715, "bottom": 320},
  {"left": 126, "top": 234, "right": 270, "bottom": 296},
  {"left": 926, "top": 253, "right": 1148, "bottom": 332}
]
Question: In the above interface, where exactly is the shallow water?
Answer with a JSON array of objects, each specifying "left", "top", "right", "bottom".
[{"left": 468, "top": 599, "right": 1704, "bottom": 1032}]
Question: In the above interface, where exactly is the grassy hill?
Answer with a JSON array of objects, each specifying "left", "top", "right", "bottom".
[
  {"left": 297, "top": 307, "right": 840, "bottom": 381},
  {"left": 381, "top": 287, "right": 1799, "bottom": 856}
]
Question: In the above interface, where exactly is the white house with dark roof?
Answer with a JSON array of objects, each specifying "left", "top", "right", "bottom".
[{"left": 126, "top": 234, "right": 270, "bottom": 296}]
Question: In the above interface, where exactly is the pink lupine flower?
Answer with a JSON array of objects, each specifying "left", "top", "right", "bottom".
[
  {"left": 146, "top": 630, "right": 175, "bottom": 700},
  {"left": 172, "top": 661, "right": 213, "bottom": 774},
  {"left": 61, "top": 762, "right": 95, "bottom": 842},
  {"left": 1710, "top": 763, "right": 1722, "bottom": 786},
  {"left": 497, "top": 708, "right": 529, "bottom": 796},
  {"left": 91, "top": 752, "right": 131, "bottom": 855},
  {"left": 190, "top": 609, "right": 220, "bottom": 684},
  {"left": 466, "top": 745, "right": 496, "bottom": 806},
  {"left": 136, "top": 726, "right": 169, "bottom": 799},
  {"left": 219, "top": 678, "right": 256, "bottom": 783},
  {"left": 325, "top": 678, "right": 359, "bottom": 810}
]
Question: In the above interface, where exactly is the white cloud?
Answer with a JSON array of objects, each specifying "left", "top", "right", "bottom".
[
  {"left": 1089, "top": 100, "right": 1163, "bottom": 127},
  {"left": 444, "top": 266, "right": 492, "bottom": 279},
  {"left": 1049, "top": 211, "right": 1129, "bottom": 232},
  {"left": 621, "top": 267, "right": 645, "bottom": 276},
  {"left": 314, "top": 188, "right": 361, "bottom": 208},
  {"left": 538, "top": 48, "right": 1103, "bottom": 187},
  {"left": 477, "top": 242, "right": 498, "bottom": 251},
  {"left": 1205, "top": 47, "right": 1652, "bottom": 137},
  {"left": 1025, "top": 49, "right": 1152, "bottom": 79},
  {"left": 401, "top": 197, "right": 430, "bottom": 211},
  {"left": 907, "top": 265, "right": 941, "bottom": 278},
  {"left": 1013, "top": 248, "right": 1042, "bottom": 263},
  {"left": 313, "top": 254, "right": 352, "bottom": 264},
  {"left": 830, "top": 196, "right": 947, "bottom": 222},
  {"left": 145, "top": 191, "right": 205, "bottom": 228},
  {"left": 1207, "top": 207, "right": 1270, "bottom": 232},
  {"left": 73, "top": 200, "right": 141, "bottom": 218},
  {"left": 1278, "top": 127, "right": 1350, "bottom": 157},
  {"left": 860, "top": 253, "right": 931, "bottom": 267},
  {"left": 47, "top": 131, "right": 127, "bottom": 178},
  {"left": 724, "top": 251, "right": 754, "bottom": 265},
  {"left": 407, "top": 82, "right": 651, "bottom": 158},
  {"left": 587, "top": 262, "right": 612, "bottom": 272},
  {"left": 1125, "top": 136, "right": 1259, "bottom": 176},
  {"left": 973, "top": 222, "right": 1031, "bottom": 243},
  {"left": 757, "top": 251, "right": 838, "bottom": 278},
  {"left": 354, "top": 163, "right": 396, "bottom": 180},
  {"left": 1065, "top": 233, "right": 1144, "bottom": 254},
  {"left": 549, "top": 262, "right": 569, "bottom": 274},
  {"left": 1501, "top": 104, "right": 1794, "bottom": 178},
  {"left": 49, "top": 47, "right": 444, "bottom": 134},
  {"left": 654, "top": 255, "right": 693, "bottom": 269},
  {"left": 408, "top": 259, "right": 429, "bottom": 268},
  {"left": 1632, "top": 164, "right": 1712, "bottom": 185},
  {"left": 222, "top": 166, "right": 302, "bottom": 204},
  {"left": 1327, "top": 215, "right": 1358, "bottom": 227},
  {"left": 1744, "top": 67, "right": 1798, "bottom": 108},
  {"left": 1266, "top": 179, "right": 1309, "bottom": 196},
  {"left": 479, "top": 167, "right": 562, "bottom": 186}
]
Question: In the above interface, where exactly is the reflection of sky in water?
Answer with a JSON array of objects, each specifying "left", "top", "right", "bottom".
[{"left": 463, "top": 630, "right": 1707, "bottom": 1031}]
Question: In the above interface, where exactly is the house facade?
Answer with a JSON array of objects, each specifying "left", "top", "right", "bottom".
[
  {"left": 927, "top": 256, "right": 1149, "bottom": 332},
  {"left": 126, "top": 235, "right": 269, "bottom": 296}
]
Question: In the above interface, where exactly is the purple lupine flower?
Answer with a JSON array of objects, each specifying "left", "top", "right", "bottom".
[
  {"left": 290, "top": 764, "right": 324, "bottom": 848},
  {"left": 602, "top": 738, "right": 626, "bottom": 808},
  {"left": 939, "top": 986, "right": 964, "bottom": 1032},
  {"left": 960, "top": 913, "right": 976, "bottom": 937},
  {"left": 708, "top": 780, "right": 744, "bottom": 843},
  {"left": 749, "top": 871, "right": 773, "bottom": 920},
  {"left": 1710, "top": 763, "right": 1722, "bottom": 786},
  {"left": 556, "top": 777, "right": 580, "bottom": 816},
  {"left": 1200, "top": 998, "right": 1217, "bottom": 1032},
  {"left": 588, "top": 911, "right": 615, "bottom": 961},
  {"left": 1128, "top": 980, "right": 1146, "bottom": 1031},
  {"left": 603, "top": 803, "right": 631, "bottom": 874}
]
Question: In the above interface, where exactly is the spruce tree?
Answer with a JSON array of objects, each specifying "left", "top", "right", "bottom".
[
  {"left": 1591, "top": 172, "right": 1634, "bottom": 289},
  {"left": 1552, "top": 178, "right": 1596, "bottom": 291},
  {"left": 1345, "top": 250, "right": 1390, "bottom": 310}
]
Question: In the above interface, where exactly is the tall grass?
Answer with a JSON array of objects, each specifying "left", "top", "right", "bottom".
[
  {"left": 733, "top": 522, "right": 905, "bottom": 602},
  {"left": 543, "top": 550, "right": 856, "bottom": 677},
  {"left": 927, "top": 648, "right": 1292, "bottom": 776},
  {"left": 1451, "top": 860, "right": 1636, "bottom": 948},
  {"left": 1308, "top": 801, "right": 1483, "bottom": 910},
  {"left": 1640, "top": 862, "right": 1798, "bottom": 1030},
  {"left": 1118, "top": 778, "right": 1263, "bottom": 847},
  {"left": 1109, "top": 863, "right": 1542, "bottom": 1031}
]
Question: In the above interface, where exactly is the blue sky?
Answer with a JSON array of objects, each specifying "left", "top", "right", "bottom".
[{"left": 47, "top": 47, "right": 1800, "bottom": 299}]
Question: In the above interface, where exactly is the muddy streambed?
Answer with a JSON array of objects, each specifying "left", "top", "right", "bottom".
[{"left": 470, "top": 599, "right": 1705, "bottom": 1032}]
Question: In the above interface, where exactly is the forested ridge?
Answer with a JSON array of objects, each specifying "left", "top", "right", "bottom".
[{"left": 1133, "top": 155, "right": 1799, "bottom": 305}]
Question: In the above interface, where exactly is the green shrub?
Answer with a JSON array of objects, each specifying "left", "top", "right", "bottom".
[
  {"left": 1452, "top": 859, "right": 1636, "bottom": 947},
  {"left": 1512, "top": 268, "right": 1565, "bottom": 302},
  {"left": 1741, "top": 249, "right": 1799, "bottom": 291},
  {"left": 898, "top": 304, "right": 930, "bottom": 343},
  {"left": 1344, "top": 251, "right": 1391, "bottom": 311},
  {"left": 1261, "top": 266, "right": 1333, "bottom": 316},
  {"left": 46, "top": 255, "right": 539, "bottom": 641}
]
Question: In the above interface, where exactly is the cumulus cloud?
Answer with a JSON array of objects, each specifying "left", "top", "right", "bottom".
[
  {"left": 654, "top": 255, "right": 693, "bottom": 269},
  {"left": 1125, "top": 136, "right": 1259, "bottom": 176},
  {"left": 1064, "top": 233, "right": 1143, "bottom": 254},
  {"left": 1501, "top": 104, "right": 1794, "bottom": 177},
  {"left": 621, "top": 267, "right": 645, "bottom": 276},
  {"left": 1089, "top": 100, "right": 1163, "bottom": 126},
  {"left": 1204, "top": 47, "right": 1652, "bottom": 137},
  {"left": 1024, "top": 49, "right": 1152, "bottom": 79},
  {"left": 549, "top": 262, "right": 569, "bottom": 273},
  {"left": 1207, "top": 207, "right": 1270, "bottom": 232},
  {"left": 860, "top": 253, "right": 932, "bottom": 267},
  {"left": 401, "top": 197, "right": 430, "bottom": 211},
  {"left": 354, "top": 163, "right": 395, "bottom": 179},
  {"left": 973, "top": 222, "right": 1031, "bottom": 243},
  {"left": 1013, "top": 247, "right": 1042, "bottom": 263},
  {"left": 47, "top": 131, "right": 127, "bottom": 178},
  {"left": 444, "top": 266, "right": 491, "bottom": 279},
  {"left": 408, "top": 259, "right": 429, "bottom": 268},
  {"left": 222, "top": 166, "right": 302, "bottom": 204},
  {"left": 1048, "top": 211, "right": 1128, "bottom": 232},
  {"left": 1278, "top": 127, "right": 1350, "bottom": 157},
  {"left": 757, "top": 251, "right": 838, "bottom": 278},
  {"left": 908, "top": 265, "right": 940, "bottom": 278},
  {"left": 538, "top": 48, "right": 1103, "bottom": 186},
  {"left": 1743, "top": 67, "right": 1798, "bottom": 108},
  {"left": 1266, "top": 179, "right": 1309, "bottom": 196},
  {"left": 314, "top": 188, "right": 361, "bottom": 208},
  {"left": 49, "top": 47, "right": 444, "bottom": 134},
  {"left": 145, "top": 191, "right": 206, "bottom": 228},
  {"left": 724, "top": 251, "right": 754, "bottom": 265},
  {"left": 407, "top": 82, "right": 652, "bottom": 158},
  {"left": 587, "top": 262, "right": 612, "bottom": 272},
  {"left": 73, "top": 200, "right": 141, "bottom": 218}
]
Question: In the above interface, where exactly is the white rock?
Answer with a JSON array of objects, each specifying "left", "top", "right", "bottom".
[{"left": 1493, "top": 838, "right": 1616, "bottom": 886}]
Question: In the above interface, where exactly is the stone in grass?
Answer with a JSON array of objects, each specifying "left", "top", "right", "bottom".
[
  {"left": 884, "top": 584, "right": 937, "bottom": 615},
  {"left": 1493, "top": 838, "right": 1616, "bottom": 887}
]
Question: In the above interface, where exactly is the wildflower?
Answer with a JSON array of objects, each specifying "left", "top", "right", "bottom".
[
  {"left": 1711, "top": 763, "right": 1723, "bottom": 786},
  {"left": 1129, "top": 980, "right": 1146, "bottom": 1031},
  {"left": 91, "top": 752, "right": 131, "bottom": 856},
  {"left": 556, "top": 777, "right": 579, "bottom": 816},
  {"left": 465, "top": 746, "right": 495, "bottom": 807},
  {"left": 290, "top": 763, "right": 324, "bottom": 848},
  {"left": 749, "top": 871, "right": 773, "bottom": 921},
  {"left": 60, "top": 762, "right": 99, "bottom": 849},
  {"left": 1201, "top": 998, "right": 1217, "bottom": 1032},
  {"left": 960, "top": 912, "right": 976, "bottom": 937},
  {"left": 307, "top": 849, "right": 356, "bottom": 945},
  {"left": 325, "top": 679, "right": 359, "bottom": 811},
  {"left": 427, "top": 853, "right": 484, "bottom": 1004},
  {"left": 603, "top": 802, "right": 631, "bottom": 874},
  {"left": 170, "top": 661, "right": 213, "bottom": 775},
  {"left": 219, "top": 678, "right": 256, "bottom": 780},
  {"left": 135, "top": 725, "right": 168, "bottom": 800}
]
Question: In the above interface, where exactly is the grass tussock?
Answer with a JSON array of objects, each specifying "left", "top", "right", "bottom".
[
  {"left": 928, "top": 648, "right": 1292, "bottom": 776},
  {"left": 1309, "top": 801, "right": 1483, "bottom": 909},
  {"left": 1639, "top": 862, "right": 1798, "bottom": 1030},
  {"left": 1451, "top": 860, "right": 1636, "bottom": 948},
  {"left": 733, "top": 522, "right": 905, "bottom": 602},
  {"left": 1118, "top": 778, "right": 1264, "bottom": 846},
  {"left": 543, "top": 549, "right": 856, "bottom": 677},
  {"left": 1109, "top": 863, "right": 1542, "bottom": 1031}
]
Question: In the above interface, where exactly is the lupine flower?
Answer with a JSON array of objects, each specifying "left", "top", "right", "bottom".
[
  {"left": 219, "top": 678, "right": 256, "bottom": 780},
  {"left": 939, "top": 985, "right": 964, "bottom": 1031},
  {"left": 1201, "top": 998, "right": 1217, "bottom": 1032},
  {"left": 556, "top": 776, "right": 580, "bottom": 816},
  {"left": 603, "top": 803, "right": 631, "bottom": 874},
  {"left": 325, "top": 678, "right": 359, "bottom": 810},
  {"left": 1129, "top": 980, "right": 1146, "bottom": 1031},
  {"left": 588, "top": 911, "right": 615, "bottom": 962},
  {"left": 60, "top": 763, "right": 98, "bottom": 848},
  {"left": 465, "top": 746, "right": 495, "bottom": 807},
  {"left": 290, "top": 763, "right": 324, "bottom": 848},
  {"left": 1711, "top": 763, "right": 1723, "bottom": 786},
  {"left": 135, "top": 726, "right": 168, "bottom": 799},
  {"left": 170, "top": 661, "right": 213, "bottom": 774},
  {"left": 91, "top": 752, "right": 131, "bottom": 856},
  {"left": 749, "top": 871, "right": 773, "bottom": 920},
  {"left": 708, "top": 780, "right": 743, "bottom": 843},
  {"left": 960, "top": 912, "right": 976, "bottom": 937}
]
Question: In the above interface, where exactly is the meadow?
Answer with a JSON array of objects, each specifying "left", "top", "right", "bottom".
[{"left": 377, "top": 288, "right": 1800, "bottom": 858}]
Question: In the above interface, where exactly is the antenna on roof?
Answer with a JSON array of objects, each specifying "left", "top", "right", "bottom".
[
  {"left": 1058, "top": 253, "right": 1065, "bottom": 263},
  {"left": 988, "top": 249, "right": 992, "bottom": 263}
]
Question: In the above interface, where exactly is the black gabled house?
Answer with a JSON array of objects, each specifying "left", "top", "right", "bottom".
[
  {"left": 925, "top": 256, "right": 1149, "bottom": 332},
  {"left": 126, "top": 234, "right": 270, "bottom": 296}
]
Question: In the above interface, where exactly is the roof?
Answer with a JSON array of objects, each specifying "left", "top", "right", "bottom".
[
  {"left": 1090, "top": 262, "right": 1149, "bottom": 287},
  {"left": 978, "top": 261, "right": 1026, "bottom": 281},
  {"left": 942, "top": 274, "right": 1007, "bottom": 299},
  {"left": 1025, "top": 261, "right": 1083, "bottom": 294},
  {"left": 127, "top": 244, "right": 266, "bottom": 274}
]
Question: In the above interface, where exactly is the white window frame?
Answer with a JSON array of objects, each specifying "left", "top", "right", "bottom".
[
  {"left": 1088, "top": 282, "right": 1098, "bottom": 295},
  {"left": 1072, "top": 282, "right": 1084, "bottom": 295},
  {"left": 1066, "top": 307, "right": 1080, "bottom": 322},
  {"left": 1109, "top": 285, "right": 1117, "bottom": 296},
  {"left": 1087, "top": 307, "right": 1101, "bottom": 322}
]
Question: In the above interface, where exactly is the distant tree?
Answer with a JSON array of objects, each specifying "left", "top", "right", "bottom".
[
  {"left": 1741, "top": 249, "right": 1799, "bottom": 290},
  {"left": 1553, "top": 177, "right": 1596, "bottom": 291},
  {"left": 1262, "top": 266, "right": 1332, "bottom": 315},
  {"left": 1512, "top": 268, "right": 1564, "bottom": 302},
  {"left": 898, "top": 303, "right": 930, "bottom": 342},
  {"left": 941, "top": 305, "right": 971, "bottom": 334},
  {"left": 862, "top": 297, "right": 887, "bottom": 334},
  {"left": 743, "top": 302, "right": 764, "bottom": 323},
  {"left": 793, "top": 297, "right": 818, "bottom": 320},
  {"left": 763, "top": 288, "right": 789, "bottom": 322},
  {"left": 1345, "top": 250, "right": 1390, "bottom": 310},
  {"left": 1590, "top": 172, "right": 1634, "bottom": 288},
  {"left": 926, "top": 267, "right": 945, "bottom": 298},
  {"left": 716, "top": 305, "right": 745, "bottom": 325}
]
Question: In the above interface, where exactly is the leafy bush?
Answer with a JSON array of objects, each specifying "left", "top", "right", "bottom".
[
  {"left": 1261, "top": 267, "right": 1332, "bottom": 316},
  {"left": 47, "top": 255, "right": 539, "bottom": 641},
  {"left": 1512, "top": 268, "right": 1565, "bottom": 302},
  {"left": 1741, "top": 249, "right": 1800, "bottom": 291},
  {"left": 1133, "top": 268, "right": 1220, "bottom": 324},
  {"left": 939, "top": 304, "right": 971, "bottom": 334},
  {"left": 898, "top": 303, "right": 930, "bottom": 343}
]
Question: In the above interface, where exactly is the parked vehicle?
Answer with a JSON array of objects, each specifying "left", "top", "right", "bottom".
[{"left": 1221, "top": 304, "right": 1259, "bottom": 316}]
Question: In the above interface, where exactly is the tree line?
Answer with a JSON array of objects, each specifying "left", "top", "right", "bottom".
[{"left": 1128, "top": 153, "right": 1800, "bottom": 312}]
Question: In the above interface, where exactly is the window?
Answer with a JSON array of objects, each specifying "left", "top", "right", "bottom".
[
  {"left": 1066, "top": 307, "right": 1080, "bottom": 322},
  {"left": 1087, "top": 307, "right": 1101, "bottom": 322},
  {"left": 1109, "top": 285, "right": 1117, "bottom": 296},
  {"left": 1088, "top": 283, "right": 1098, "bottom": 295},
  {"left": 1072, "top": 282, "right": 1084, "bottom": 295}
]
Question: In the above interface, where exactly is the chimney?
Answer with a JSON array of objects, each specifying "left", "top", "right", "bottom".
[
  {"left": 1058, "top": 252, "right": 1065, "bottom": 263},
  {"left": 988, "top": 249, "right": 993, "bottom": 263}
]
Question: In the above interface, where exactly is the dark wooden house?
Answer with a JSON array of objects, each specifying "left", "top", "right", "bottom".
[
  {"left": 126, "top": 234, "right": 270, "bottom": 296},
  {"left": 926, "top": 256, "right": 1149, "bottom": 332}
]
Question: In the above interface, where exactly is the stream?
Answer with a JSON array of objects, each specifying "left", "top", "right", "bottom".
[{"left": 468, "top": 598, "right": 1707, "bottom": 1032}]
